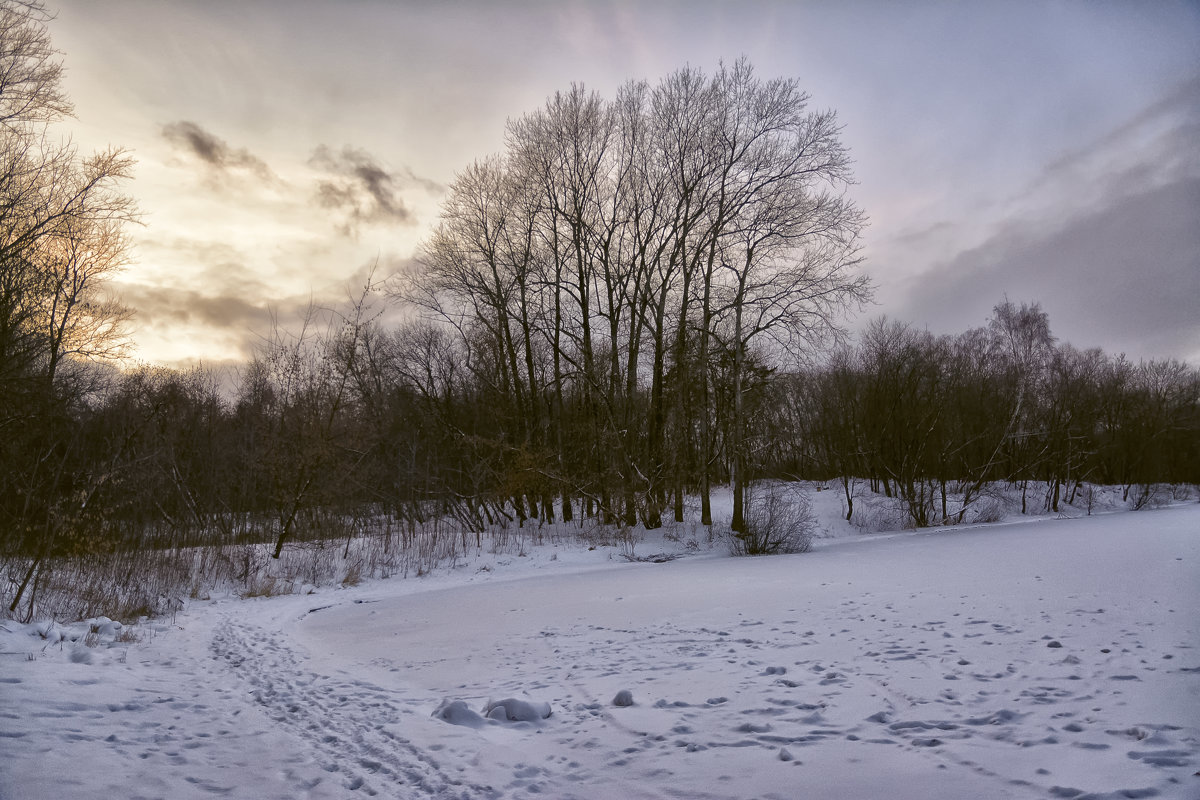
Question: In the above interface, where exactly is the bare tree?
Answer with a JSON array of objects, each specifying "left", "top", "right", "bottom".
[
  {"left": 405, "top": 60, "right": 871, "bottom": 534},
  {"left": 0, "top": 1, "right": 70, "bottom": 129},
  {"left": 988, "top": 300, "right": 1055, "bottom": 512},
  {"left": 701, "top": 61, "right": 868, "bottom": 531},
  {"left": 1, "top": 0, "right": 135, "bottom": 616}
]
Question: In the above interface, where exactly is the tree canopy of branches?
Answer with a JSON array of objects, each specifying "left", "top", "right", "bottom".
[{"left": 405, "top": 59, "right": 869, "bottom": 532}]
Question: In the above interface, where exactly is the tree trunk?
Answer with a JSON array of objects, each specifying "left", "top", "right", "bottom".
[
  {"left": 730, "top": 297, "right": 746, "bottom": 533},
  {"left": 9, "top": 553, "right": 43, "bottom": 616}
]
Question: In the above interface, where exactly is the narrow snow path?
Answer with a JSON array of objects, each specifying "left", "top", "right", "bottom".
[
  {"left": 1, "top": 601, "right": 340, "bottom": 799},
  {"left": 208, "top": 612, "right": 492, "bottom": 798}
]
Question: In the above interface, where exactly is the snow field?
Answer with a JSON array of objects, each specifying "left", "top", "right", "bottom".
[{"left": 1, "top": 501, "right": 1197, "bottom": 799}]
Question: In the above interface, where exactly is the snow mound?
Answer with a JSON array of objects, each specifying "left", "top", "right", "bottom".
[
  {"left": 433, "top": 696, "right": 552, "bottom": 728},
  {"left": 431, "top": 699, "right": 487, "bottom": 728},
  {"left": 484, "top": 697, "right": 552, "bottom": 723}
]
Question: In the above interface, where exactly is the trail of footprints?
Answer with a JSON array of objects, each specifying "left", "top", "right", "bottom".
[
  {"left": 209, "top": 615, "right": 494, "bottom": 799},
  {"left": 207, "top": 595, "right": 1196, "bottom": 799},
  {"left": 541, "top": 600, "right": 1198, "bottom": 800},
  {"left": 4, "top": 656, "right": 333, "bottom": 799}
]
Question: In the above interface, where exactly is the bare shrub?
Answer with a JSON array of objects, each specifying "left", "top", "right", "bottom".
[
  {"left": 1132, "top": 484, "right": 1171, "bottom": 511},
  {"left": 1170, "top": 483, "right": 1198, "bottom": 502},
  {"left": 970, "top": 495, "right": 1008, "bottom": 524},
  {"left": 617, "top": 525, "right": 639, "bottom": 560},
  {"left": 850, "top": 494, "right": 912, "bottom": 533},
  {"left": 2, "top": 546, "right": 196, "bottom": 624},
  {"left": 731, "top": 485, "right": 815, "bottom": 556},
  {"left": 114, "top": 627, "right": 140, "bottom": 644},
  {"left": 1080, "top": 484, "right": 1097, "bottom": 515},
  {"left": 241, "top": 575, "right": 289, "bottom": 599}
]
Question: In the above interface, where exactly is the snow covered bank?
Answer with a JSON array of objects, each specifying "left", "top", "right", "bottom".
[
  {"left": 2, "top": 504, "right": 1198, "bottom": 799},
  {"left": 4, "top": 481, "right": 1189, "bottom": 626}
]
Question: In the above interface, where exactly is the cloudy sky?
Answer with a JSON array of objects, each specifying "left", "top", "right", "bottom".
[{"left": 49, "top": 0, "right": 1200, "bottom": 368}]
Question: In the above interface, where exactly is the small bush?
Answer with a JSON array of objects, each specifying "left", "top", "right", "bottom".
[
  {"left": 850, "top": 495, "right": 912, "bottom": 532},
  {"left": 241, "top": 575, "right": 289, "bottom": 598},
  {"left": 1170, "top": 483, "right": 1198, "bottom": 502},
  {"left": 1132, "top": 483, "right": 1180, "bottom": 511},
  {"left": 114, "top": 627, "right": 140, "bottom": 643},
  {"left": 970, "top": 495, "right": 1008, "bottom": 524},
  {"left": 731, "top": 485, "right": 815, "bottom": 556}
]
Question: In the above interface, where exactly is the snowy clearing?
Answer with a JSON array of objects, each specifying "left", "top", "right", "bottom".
[{"left": 2, "top": 504, "right": 1198, "bottom": 799}]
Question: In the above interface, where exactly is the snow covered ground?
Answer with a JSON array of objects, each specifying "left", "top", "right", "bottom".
[{"left": 2, "top": 499, "right": 1198, "bottom": 799}]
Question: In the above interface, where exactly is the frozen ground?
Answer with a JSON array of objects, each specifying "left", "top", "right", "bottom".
[{"left": 1, "top": 501, "right": 1198, "bottom": 799}]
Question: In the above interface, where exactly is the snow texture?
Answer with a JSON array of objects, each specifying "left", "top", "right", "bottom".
[{"left": 1, "top": 494, "right": 1198, "bottom": 799}]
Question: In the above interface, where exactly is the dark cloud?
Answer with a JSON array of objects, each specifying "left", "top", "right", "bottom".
[
  {"left": 893, "top": 177, "right": 1200, "bottom": 363},
  {"left": 1034, "top": 77, "right": 1200, "bottom": 192},
  {"left": 1022, "top": 79, "right": 1200, "bottom": 223},
  {"left": 309, "top": 145, "right": 440, "bottom": 234},
  {"left": 162, "top": 121, "right": 275, "bottom": 180},
  {"left": 120, "top": 282, "right": 273, "bottom": 337},
  {"left": 116, "top": 249, "right": 412, "bottom": 364},
  {"left": 884, "top": 79, "right": 1200, "bottom": 364},
  {"left": 118, "top": 279, "right": 353, "bottom": 364}
]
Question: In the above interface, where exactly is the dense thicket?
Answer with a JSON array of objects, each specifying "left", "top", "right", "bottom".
[{"left": 2, "top": 9, "right": 1197, "bottom": 623}]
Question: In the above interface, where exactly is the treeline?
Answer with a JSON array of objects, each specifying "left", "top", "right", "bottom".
[
  {"left": 770, "top": 306, "right": 1200, "bottom": 527},
  {"left": 6, "top": 291, "right": 1196, "bottom": 577}
]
